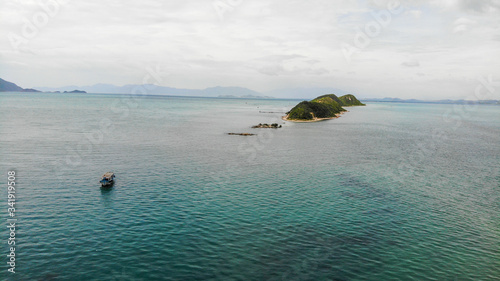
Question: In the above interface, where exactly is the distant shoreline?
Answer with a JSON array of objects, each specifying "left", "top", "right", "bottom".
[{"left": 1, "top": 91, "right": 498, "bottom": 105}]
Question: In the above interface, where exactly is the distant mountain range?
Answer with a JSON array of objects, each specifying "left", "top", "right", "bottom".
[
  {"left": 35, "top": 84, "right": 270, "bottom": 98},
  {"left": 0, "top": 78, "right": 86, "bottom": 93},
  {"left": 0, "top": 78, "right": 40, "bottom": 92},
  {"left": 37, "top": 84, "right": 356, "bottom": 99},
  {"left": 1, "top": 78, "right": 498, "bottom": 104},
  {"left": 1, "top": 78, "right": 343, "bottom": 99},
  {"left": 218, "top": 94, "right": 274, "bottom": 99},
  {"left": 1, "top": 78, "right": 274, "bottom": 98},
  {"left": 27, "top": 82, "right": 352, "bottom": 99}
]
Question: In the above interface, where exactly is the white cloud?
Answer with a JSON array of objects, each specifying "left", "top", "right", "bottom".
[
  {"left": 402, "top": 61, "right": 420, "bottom": 67},
  {"left": 456, "top": 0, "right": 500, "bottom": 13},
  {"left": 453, "top": 17, "right": 476, "bottom": 33},
  {"left": 0, "top": 0, "right": 499, "bottom": 99},
  {"left": 406, "top": 9, "right": 422, "bottom": 19}
]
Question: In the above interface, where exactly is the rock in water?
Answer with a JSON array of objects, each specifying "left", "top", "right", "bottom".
[
  {"left": 227, "top": 133, "right": 256, "bottom": 136},
  {"left": 252, "top": 123, "right": 282, "bottom": 128}
]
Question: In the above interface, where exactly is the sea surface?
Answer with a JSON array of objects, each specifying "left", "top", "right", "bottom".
[{"left": 1, "top": 92, "right": 499, "bottom": 281}]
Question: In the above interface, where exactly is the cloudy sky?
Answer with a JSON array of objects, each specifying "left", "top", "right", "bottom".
[{"left": 1, "top": 0, "right": 499, "bottom": 99}]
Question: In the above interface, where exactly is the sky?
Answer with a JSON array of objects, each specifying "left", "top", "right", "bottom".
[{"left": 1, "top": 0, "right": 500, "bottom": 99}]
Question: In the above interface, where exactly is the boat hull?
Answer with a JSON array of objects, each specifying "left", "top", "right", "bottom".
[{"left": 100, "top": 180, "right": 114, "bottom": 187}]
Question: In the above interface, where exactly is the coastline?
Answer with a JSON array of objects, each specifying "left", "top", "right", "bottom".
[{"left": 282, "top": 111, "right": 347, "bottom": 122}]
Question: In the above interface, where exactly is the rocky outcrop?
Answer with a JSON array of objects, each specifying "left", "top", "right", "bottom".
[
  {"left": 252, "top": 123, "right": 282, "bottom": 128},
  {"left": 227, "top": 133, "right": 256, "bottom": 136}
]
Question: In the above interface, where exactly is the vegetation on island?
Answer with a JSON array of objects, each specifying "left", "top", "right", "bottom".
[
  {"left": 285, "top": 94, "right": 365, "bottom": 121},
  {"left": 338, "top": 94, "right": 365, "bottom": 106}
]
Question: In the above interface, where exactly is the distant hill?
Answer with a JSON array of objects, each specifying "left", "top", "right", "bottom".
[
  {"left": 285, "top": 93, "right": 364, "bottom": 121},
  {"left": 265, "top": 87, "right": 353, "bottom": 99},
  {"left": 63, "top": 90, "right": 87, "bottom": 93},
  {"left": 339, "top": 94, "right": 365, "bottom": 106},
  {"left": 218, "top": 94, "right": 274, "bottom": 99},
  {"left": 203, "top": 86, "right": 263, "bottom": 97},
  {"left": 0, "top": 78, "right": 40, "bottom": 92},
  {"left": 34, "top": 83, "right": 366, "bottom": 99},
  {"left": 36, "top": 84, "right": 270, "bottom": 98}
]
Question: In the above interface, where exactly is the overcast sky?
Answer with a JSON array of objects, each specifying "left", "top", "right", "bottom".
[{"left": 1, "top": 0, "right": 499, "bottom": 99}]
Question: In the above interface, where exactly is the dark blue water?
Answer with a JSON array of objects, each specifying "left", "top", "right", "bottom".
[{"left": 1, "top": 93, "right": 499, "bottom": 280}]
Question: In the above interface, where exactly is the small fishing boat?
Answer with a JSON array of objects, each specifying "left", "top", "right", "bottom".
[{"left": 100, "top": 172, "right": 115, "bottom": 187}]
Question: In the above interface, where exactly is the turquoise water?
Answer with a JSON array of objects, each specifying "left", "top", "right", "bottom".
[{"left": 1, "top": 92, "right": 499, "bottom": 281}]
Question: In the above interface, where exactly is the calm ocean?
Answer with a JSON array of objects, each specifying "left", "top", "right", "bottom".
[{"left": 1, "top": 92, "right": 499, "bottom": 281}]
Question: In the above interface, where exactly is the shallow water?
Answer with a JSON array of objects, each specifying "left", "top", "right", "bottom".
[{"left": 1, "top": 93, "right": 499, "bottom": 280}]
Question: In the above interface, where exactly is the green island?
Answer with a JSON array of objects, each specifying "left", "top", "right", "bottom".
[{"left": 284, "top": 94, "right": 365, "bottom": 122}]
